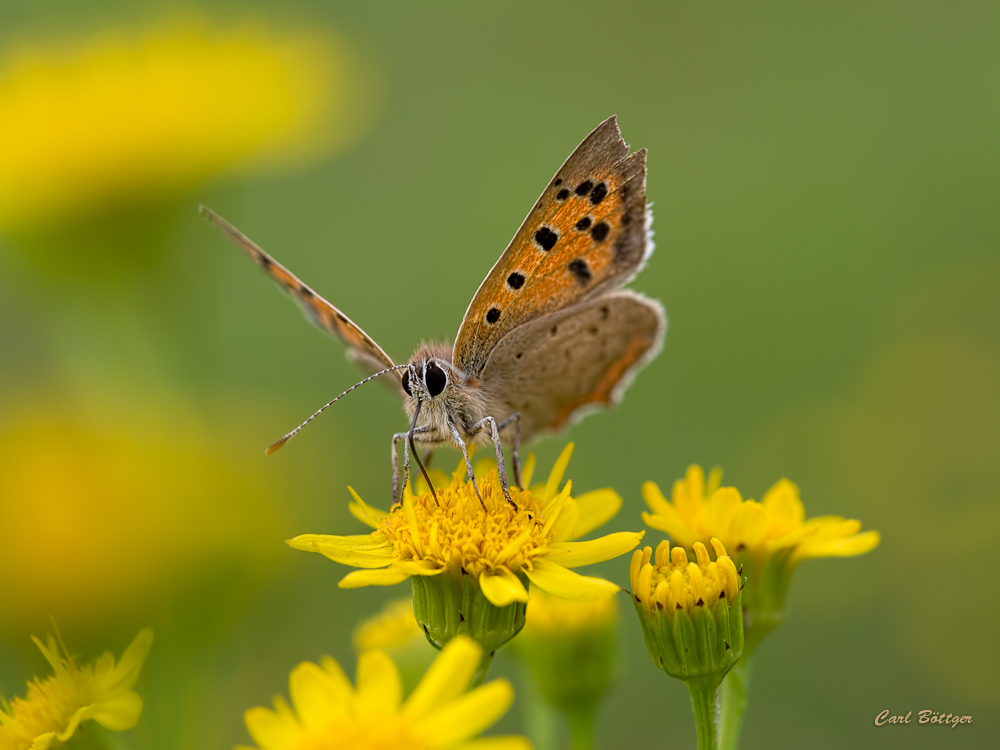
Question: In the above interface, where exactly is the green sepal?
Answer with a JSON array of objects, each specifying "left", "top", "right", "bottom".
[
  {"left": 411, "top": 569, "right": 527, "bottom": 655},
  {"left": 632, "top": 589, "right": 745, "bottom": 682}
]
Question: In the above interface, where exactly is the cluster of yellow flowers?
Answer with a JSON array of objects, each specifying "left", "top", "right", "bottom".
[{"left": 0, "top": 443, "right": 879, "bottom": 750}]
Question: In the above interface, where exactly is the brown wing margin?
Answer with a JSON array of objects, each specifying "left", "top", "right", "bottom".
[{"left": 200, "top": 207, "right": 399, "bottom": 376}]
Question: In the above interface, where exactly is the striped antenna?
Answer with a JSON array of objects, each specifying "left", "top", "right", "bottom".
[{"left": 265, "top": 364, "right": 409, "bottom": 454}]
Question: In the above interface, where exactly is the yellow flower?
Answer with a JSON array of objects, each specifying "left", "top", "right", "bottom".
[
  {"left": 629, "top": 538, "right": 740, "bottom": 617},
  {"left": 522, "top": 587, "right": 617, "bottom": 636},
  {"left": 0, "top": 397, "right": 283, "bottom": 630},
  {"left": 0, "top": 628, "right": 153, "bottom": 750},
  {"left": 642, "top": 466, "right": 880, "bottom": 567},
  {"left": 641, "top": 466, "right": 879, "bottom": 645},
  {"left": 290, "top": 444, "right": 643, "bottom": 606},
  {"left": 241, "top": 635, "right": 530, "bottom": 750},
  {"left": 0, "top": 16, "right": 368, "bottom": 231},
  {"left": 514, "top": 588, "right": 618, "bottom": 720},
  {"left": 353, "top": 599, "right": 425, "bottom": 653}
]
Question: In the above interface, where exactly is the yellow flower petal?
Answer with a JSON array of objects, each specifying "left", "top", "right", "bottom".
[
  {"left": 288, "top": 534, "right": 395, "bottom": 568},
  {"left": 544, "top": 443, "right": 574, "bottom": 502},
  {"left": 98, "top": 628, "right": 154, "bottom": 692},
  {"left": 479, "top": 567, "right": 529, "bottom": 607},
  {"left": 570, "top": 488, "right": 623, "bottom": 540},
  {"left": 794, "top": 529, "right": 881, "bottom": 561},
  {"left": 545, "top": 531, "right": 645, "bottom": 568},
  {"left": 338, "top": 566, "right": 411, "bottom": 588},
  {"left": 640, "top": 510, "right": 701, "bottom": 547},
  {"left": 413, "top": 679, "right": 514, "bottom": 747},
  {"left": 55, "top": 704, "right": 95, "bottom": 741},
  {"left": 392, "top": 559, "right": 445, "bottom": 577},
  {"left": 548, "top": 496, "right": 580, "bottom": 544},
  {"left": 244, "top": 704, "right": 300, "bottom": 750},
  {"left": 91, "top": 692, "right": 143, "bottom": 732},
  {"left": 289, "top": 661, "right": 352, "bottom": 727},
  {"left": 355, "top": 649, "right": 403, "bottom": 714},
  {"left": 641, "top": 480, "right": 672, "bottom": 516},
  {"left": 28, "top": 734, "right": 56, "bottom": 750},
  {"left": 727, "top": 499, "right": 768, "bottom": 549},
  {"left": 760, "top": 478, "right": 804, "bottom": 536},
  {"left": 520, "top": 453, "right": 537, "bottom": 488},
  {"left": 403, "top": 635, "right": 481, "bottom": 718},
  {"left": 523, "top": 559, "right": 620, "bottom": 600},
  {"left": 348, "top": 487, "right": 387, "bottom": 529},
  {"left": 459, "top": 738, "right": 533, "bottom": 750}
]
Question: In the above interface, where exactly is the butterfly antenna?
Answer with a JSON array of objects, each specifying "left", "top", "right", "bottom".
[
  {"left": 265, "top": 365, "right": 409, "bottom": 454},
  {"left": 408, "top": 399, "right": 439, "bottom": 506}
]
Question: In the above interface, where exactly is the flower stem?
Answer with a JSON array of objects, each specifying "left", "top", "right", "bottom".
[
  {"left": 470, "top": 649, "right": 494, "bottom": 687},
  {"left": 686, "top": 676, "right": 722, "bottom": 750},
  {"left": 567, "top": 706, "right": 596, "bottom": 750},
  {"left": 719, "top": 654, "right": 753, "bottom": 750}
]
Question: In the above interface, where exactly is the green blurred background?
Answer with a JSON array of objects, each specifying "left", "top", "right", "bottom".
[{"left": 1, "top": 1, "right": 997, "bottom": 748}]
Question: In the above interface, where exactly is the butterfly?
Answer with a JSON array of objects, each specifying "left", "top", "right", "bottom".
[{"left": 201, "top": 116, "right": 664, "bottom": 510}]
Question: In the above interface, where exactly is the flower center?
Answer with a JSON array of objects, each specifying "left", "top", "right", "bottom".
[
  {"left": 632, "top": 539, "right": 739, "bottom": 613},
  {"left": 380, "top": 474, "right": 550, "bottom": 578}
]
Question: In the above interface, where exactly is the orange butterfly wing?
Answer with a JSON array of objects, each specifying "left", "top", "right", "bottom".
[
  {"left": 453, "top": 116, "right": 650, "bottom": 375},
  {"left": 201, "top": 207, "right": 399, "bottom": 376}
]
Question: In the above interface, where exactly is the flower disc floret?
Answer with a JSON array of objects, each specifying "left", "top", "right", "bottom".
[
  {"left": 380, "top": 478, "right": 546, "bottom": 580},
  {"left": 630, "top": 538, "right": 740, "bottom": 614}
]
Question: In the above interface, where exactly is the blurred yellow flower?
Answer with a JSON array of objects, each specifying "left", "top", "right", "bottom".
[
  {"left": 521, "top": 587, "right": 617, "bottom": 635},
  {"left": 642, "top": 466, "right": 880, "bottom": 567},
  {"left": 289, "top": 445, "right": 643, "bottom": 606},
  {"left": 0, "top": 628, "right": 152, "bottom": 750},
  {"left": 0, "top": 398, "right": 283, "bottom": 630},
  {"left": 0, "top": 16, "right": 369, "bottom": 231},
  {"left": 352, "top": 599, "right": 424, "bottom": 653},
  {"left": 241, "top": 635, "right": 529, "bottom": 750}
]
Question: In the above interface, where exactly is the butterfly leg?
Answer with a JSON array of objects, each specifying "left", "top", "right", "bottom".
[
  {"left": 470, "top": 416, "right": 519, "bottom": 511},
  {"left": 447, "top": 423, "right": 485, "bottom": 512},
  {"left": 495, "top": 413, "right": 523, "bottom": 489},
  {"left": 392, "top": 427, "right": 434, "bottom": 504}
]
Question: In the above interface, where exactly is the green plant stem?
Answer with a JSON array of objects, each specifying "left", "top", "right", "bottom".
[
  {"left": 567, "top": 706, "right": 597, "bottom": 750},
  {"left": 687, "top": 677, "right": 722, "bottom": 750},
  {"left": 719, "top": 655, "right": 753, "bottom": 750},
  {"left": 520, "top": 665, "right": 558, "bottom": 750},
  {"left": 470, "top": 650, "right": 494, "bottom": 687}
]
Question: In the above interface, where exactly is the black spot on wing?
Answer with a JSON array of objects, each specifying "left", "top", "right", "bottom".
[
  {"left": 575, "top": 180, "right": 594, "bottom": 196},
  {"left": 556, "top": 189, "right": 570, "bottom": 201},
  {"left": 589, "top": 182, "right": 608, "bottom": 205},
  {"left": 534, "top": 226, "right": 559, "bottom": 251},
  {"left": 554, "top": 178, "right": 563, "bottom": 186},
  {"left": 507, "top": 272, "right": 525, "bottom": 289},
  {"left": 591, "top": 221, "right": 610, "bottom": 242},
  {"left": 575, "top": 216, "right": 592, "bottom": 231},
  {"left": 568, "top": 258, "right": 592, "bottom": 285},
  {"left": 486, "top": 308, "right": 501, "bottom": 324}
]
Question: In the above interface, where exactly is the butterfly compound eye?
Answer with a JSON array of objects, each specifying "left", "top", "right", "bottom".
[
  {"left": 424, "top": 362, "right": 447, "bottom": 397},
  {"left": 401, "top": 369, "right": 412, "bottom": 396}
]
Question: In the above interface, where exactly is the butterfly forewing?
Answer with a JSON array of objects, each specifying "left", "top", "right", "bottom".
[
  {"left": 201, "top": 207, "right": 399, "bottom": 375},
  {"left": 454, "top": 116, "right": 651, "bottom": 375}
]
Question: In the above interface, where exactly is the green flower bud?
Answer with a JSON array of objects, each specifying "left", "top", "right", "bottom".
[{"left": 630, "top": 537, "right": 744, "bottom": 681}]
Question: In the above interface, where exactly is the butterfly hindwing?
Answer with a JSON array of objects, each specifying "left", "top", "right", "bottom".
[
  {"left": 202, "top": 207, "right": 398, "bottom": 375},
  {"left": 454, "top": 116, "right": 651, "bottom": 376},
  {"left": 479, "top": 291, "right": 665, "bottom": 441}
]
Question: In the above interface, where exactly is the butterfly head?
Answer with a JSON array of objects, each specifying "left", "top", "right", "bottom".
[{"left": 402, "top": 358, "right": 451, "bottom": 401}]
